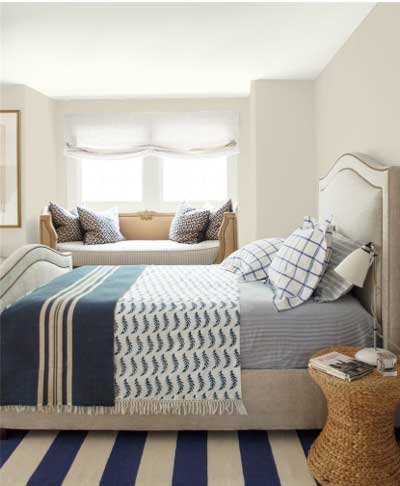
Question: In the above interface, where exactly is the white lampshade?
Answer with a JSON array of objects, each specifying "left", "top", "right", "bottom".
[{"left": 334, "top": 246, "right": 373, "bottom": 288}]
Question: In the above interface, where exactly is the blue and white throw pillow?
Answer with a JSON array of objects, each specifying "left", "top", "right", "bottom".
[
  {"left": 267, "top": 217, "right": 333, "bottom": 311},
  {"left": 169, "top": 202, "right": 210, "bottom": 244},
  {"left": 222, "top": 238, "right": 284, "bottom": 282},
  {"left": 49, "top": 202, "right": 83, "bottom": 242},
  {"left": 205, "top": 199, "right": 233, "bottom": 240},
  {"left": 77, "top": 206, "right": 125, "bottom": 245}
]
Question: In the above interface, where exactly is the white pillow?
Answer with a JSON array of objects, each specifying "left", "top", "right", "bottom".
[
  {"left": 100, "top": 207, "right": 121, "bottom": 231},
  {"left": 267, "top": 217, "right": 333, "bottom": 311},
  {"left": 222, "top": 238, "right": 284, "bottom": 282}
]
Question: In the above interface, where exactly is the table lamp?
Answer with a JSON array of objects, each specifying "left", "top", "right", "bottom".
[{"left": 334, "top": 242, "right": 386, "bottom": 365}]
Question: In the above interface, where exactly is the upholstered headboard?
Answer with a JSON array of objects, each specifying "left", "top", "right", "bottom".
[
  {"left": 0, "top": 245, "right": 72, "bottom": 312},
  {"left": 319, "top": 153, "right": 400, "bottom": 352}
]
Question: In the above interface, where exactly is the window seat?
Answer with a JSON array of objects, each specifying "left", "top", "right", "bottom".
[
  {"left": 40, "top": 208, "right": 238, "bottom": 266},
  {"left": 57, "top": 239, "right": 220, "bottom": 266}
]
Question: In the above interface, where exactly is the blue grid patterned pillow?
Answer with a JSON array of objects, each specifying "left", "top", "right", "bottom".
[
  {"left": 267, "top": 217, "right": 333, "bottom": 311},
  {"left": 222, "top": 238, "right": 284, "bottom": 282}
]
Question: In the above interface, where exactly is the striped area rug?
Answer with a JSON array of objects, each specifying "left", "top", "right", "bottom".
[{"left": 0, "top": 430, "right": 320, "bottom": 486}]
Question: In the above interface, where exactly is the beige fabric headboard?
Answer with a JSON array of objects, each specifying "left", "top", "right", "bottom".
[
  {"left": 0, "top": 245, "right": 72, "bottom": 312},
  {"left": 319, "top": 153, "right": 400, "bottom": 352}
]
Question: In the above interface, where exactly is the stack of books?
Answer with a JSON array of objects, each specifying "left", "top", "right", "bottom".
[{"left": 309, "top": 352, "right": 374, "bottom": 381}]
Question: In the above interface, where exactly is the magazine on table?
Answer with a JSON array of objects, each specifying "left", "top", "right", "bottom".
[{"left": 309, "top": 352, "right": 374, "bottom": 381}]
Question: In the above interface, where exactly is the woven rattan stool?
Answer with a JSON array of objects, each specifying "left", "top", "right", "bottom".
[{"left": 307, "top": 347, "right": 400, "bottom": 486}]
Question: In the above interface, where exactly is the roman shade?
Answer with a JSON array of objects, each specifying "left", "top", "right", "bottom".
[{"left": 64, "top": 111, "right": 239, "bottom": 159}]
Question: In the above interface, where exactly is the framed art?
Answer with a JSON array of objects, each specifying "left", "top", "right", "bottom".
[{"left": 0, "top": 110, "right": 21, "bottom": 228}]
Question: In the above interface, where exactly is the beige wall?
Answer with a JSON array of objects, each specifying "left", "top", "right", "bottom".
[
  {"left": 0, "top": 85, "right": 26, "bottom": 255},
  {"left": 0, "top": 84, "right": 57, "bottom": 257},
  {"left": 55, "top": 97, "right": 256, "bottom": 245},
  {"left": 251, "top": 80, "right": 316, "bottom": 238},
  {"left": 315, "top": 4, "right": 400, "bottom": 175}
]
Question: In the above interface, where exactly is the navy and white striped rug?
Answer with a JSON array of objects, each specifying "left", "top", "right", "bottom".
[{"left": 0, "top": 430, "right": 320, "bottom": 485}]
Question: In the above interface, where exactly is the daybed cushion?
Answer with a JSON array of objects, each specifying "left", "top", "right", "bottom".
[{"left": 57, "top": 240, "right": 220, "bottom": 266}]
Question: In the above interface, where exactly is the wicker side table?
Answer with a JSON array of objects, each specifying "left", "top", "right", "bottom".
[{"left": 307, "top": 347, "right": 400, "bottom": 486}]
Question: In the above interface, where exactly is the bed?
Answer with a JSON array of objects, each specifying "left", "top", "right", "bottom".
[{"left": 1, "top": 153, "right": 399, "bottom": 431}]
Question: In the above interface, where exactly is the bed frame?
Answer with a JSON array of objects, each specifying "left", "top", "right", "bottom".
[{"left": 1, "top": 153, "right": 399, "bottom": 431}]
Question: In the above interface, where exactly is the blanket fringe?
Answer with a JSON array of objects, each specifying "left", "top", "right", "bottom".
[{"left": 0, "top": 399, "right": 247, "bottom": 416}]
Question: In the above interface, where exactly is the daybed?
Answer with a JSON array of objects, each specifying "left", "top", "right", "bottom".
[
  {"left": 1, "top": 153, "right": 399, "bottom": 433},
  {"left": 40, "top": 209, "right": 238, "bottom": 266}
]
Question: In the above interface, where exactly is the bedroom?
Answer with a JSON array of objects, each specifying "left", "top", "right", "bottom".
[{"left": 0, "top": 2, "right": 399, "bottom": 485}]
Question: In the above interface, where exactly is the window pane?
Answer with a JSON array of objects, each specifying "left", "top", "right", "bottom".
[
  {"left": 81, "top": 158, "right": 142, "bottom": 202},
  {"left": 163, "top": 156, "right": 227, "bottom": 202}
]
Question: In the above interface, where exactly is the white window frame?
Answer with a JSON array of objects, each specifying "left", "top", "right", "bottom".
[{"left": 66, "top": 154, "right": 237, "bottom": 212}]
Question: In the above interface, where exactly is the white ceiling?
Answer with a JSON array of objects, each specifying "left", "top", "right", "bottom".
[{"left": 1, "top": 3, "right": 374, "bottom": 98}]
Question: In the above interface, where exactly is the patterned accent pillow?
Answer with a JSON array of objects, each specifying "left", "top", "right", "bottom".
[
  {"left": 314, "top": 232, "right": 361, "bottom": 302},
  {"left": 267, "top": 217, "right": 333, "bottom": 311},
  {"left": 49, "top": 202, "right": 83, "bottom": 243},
  {"left": 77, "top": 206, "right": 125, "bottom": 245},
  {"left": 205, "top": 199, "right": 233, "bottom": 240},
  {"left": 222, "top": 238, "right": 284, "bottom": 282},
  {"left": 169, "top": 203, "right": 210, "bottom": 244}
]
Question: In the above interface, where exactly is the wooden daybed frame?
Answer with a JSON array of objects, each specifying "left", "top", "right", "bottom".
[{"left": 40, "top": 209, "right": 238, "bottom": 265}]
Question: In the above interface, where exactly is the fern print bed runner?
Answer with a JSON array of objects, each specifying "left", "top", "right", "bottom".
[{"left": 114, "top": 265, "right": 246, "bottom": 415}]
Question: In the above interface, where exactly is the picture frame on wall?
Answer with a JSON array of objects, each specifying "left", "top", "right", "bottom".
[{"left": 0, "top": 110, "right": 21, "bottom": 228}]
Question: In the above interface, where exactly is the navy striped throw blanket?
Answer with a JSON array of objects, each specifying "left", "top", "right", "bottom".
[{"left": 0, "top": 265, "right": 246, "bottom": 416}]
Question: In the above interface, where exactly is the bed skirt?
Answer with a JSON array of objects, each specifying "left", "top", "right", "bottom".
[{"left": 1, "top": 369, "right": 328, "bottom": 431}]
